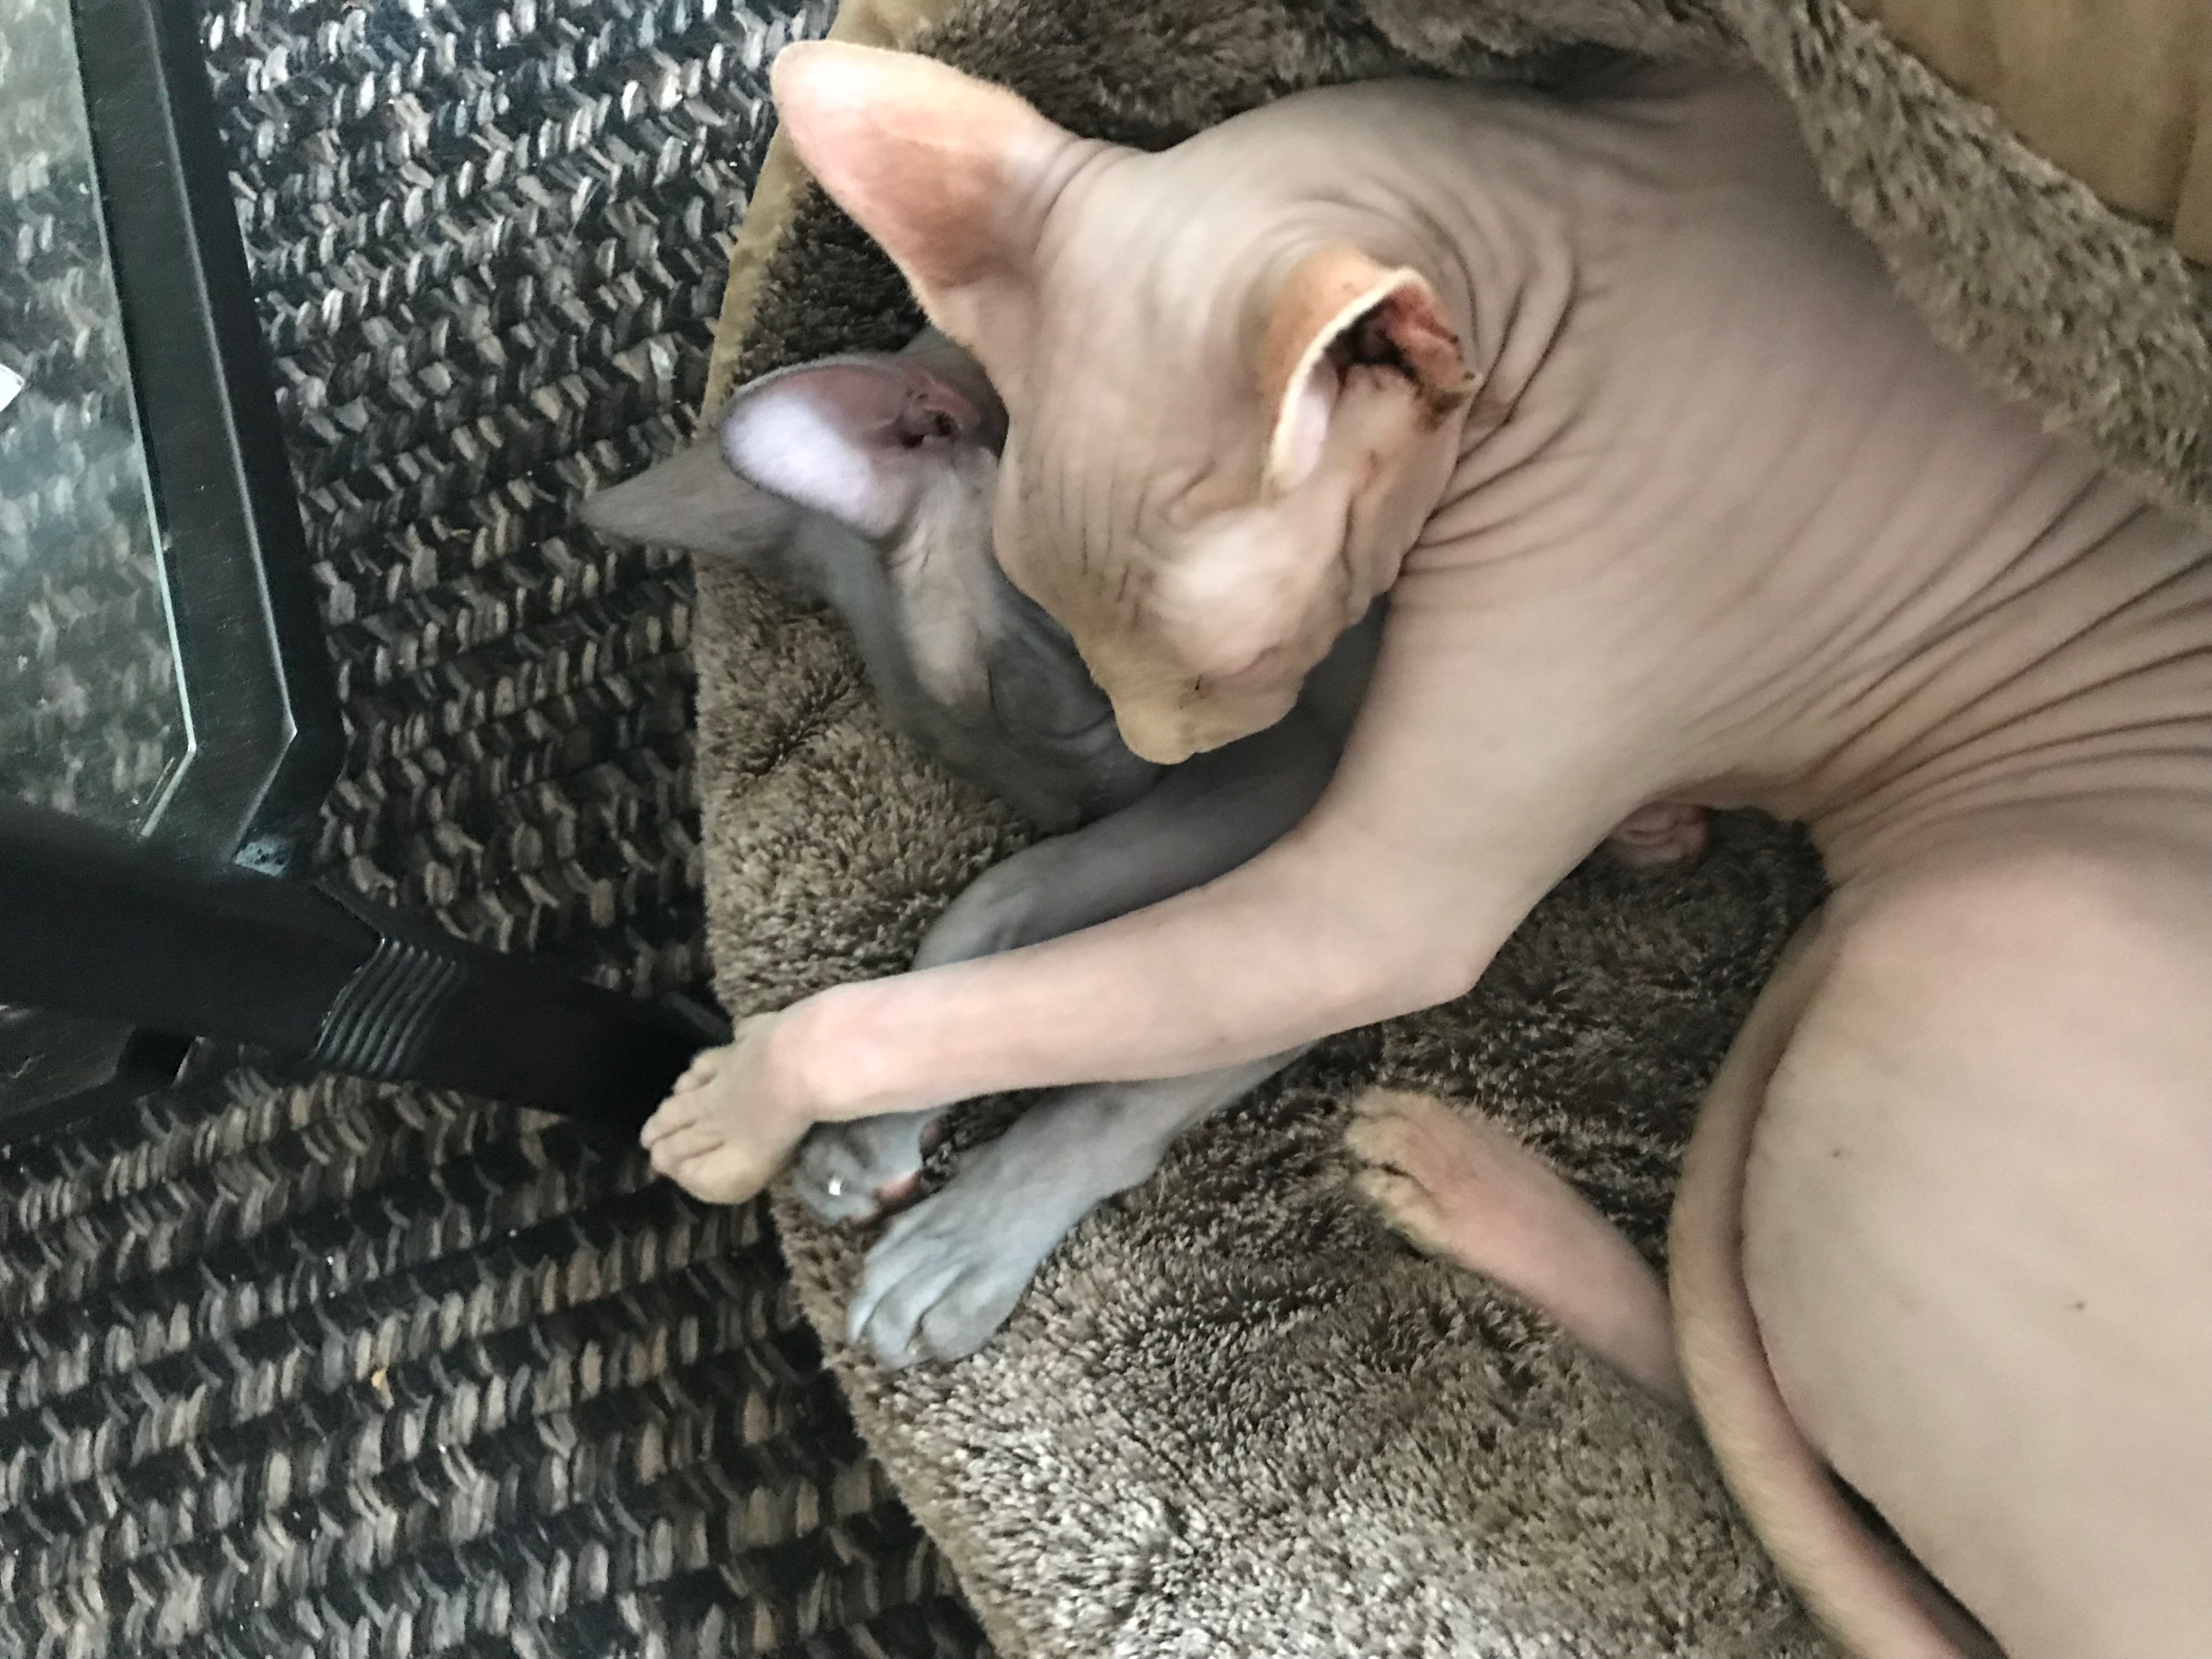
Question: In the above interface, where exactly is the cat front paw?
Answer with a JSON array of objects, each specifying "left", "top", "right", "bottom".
[{"left": 791, "top": 1110, "right": 939, "bottom": 1224}]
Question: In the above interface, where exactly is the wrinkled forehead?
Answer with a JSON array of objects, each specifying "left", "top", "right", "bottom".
[
  {"left": 974, "top": 159, "right": 1295, "bottom": 660},
  {"left": 989, "top": 337, "right": 1261, "bottom": 623}
]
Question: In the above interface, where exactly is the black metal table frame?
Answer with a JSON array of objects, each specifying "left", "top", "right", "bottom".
[
  {"left": 78, "top": 0, "right": 341, "bottom": 869},
  {"left": 0, "top": 0, "right": 724, "bottom": 1147}
]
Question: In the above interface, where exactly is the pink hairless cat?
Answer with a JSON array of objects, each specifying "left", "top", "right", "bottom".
[{"left": 644, "top": 46, "right": 2212, "bottom": 1659}]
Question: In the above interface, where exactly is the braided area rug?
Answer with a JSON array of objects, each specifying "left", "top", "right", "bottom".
[{"left": 0, "top": 1, "right": 989, "bottom": 1654}]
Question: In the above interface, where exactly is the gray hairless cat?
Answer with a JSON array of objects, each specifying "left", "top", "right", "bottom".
[{"left": 583, "top": 332, "right": 1705, "bottom": 1368}]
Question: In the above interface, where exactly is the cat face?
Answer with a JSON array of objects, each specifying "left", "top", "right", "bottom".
[{"left": 769, "top": 43, "right": 1474, "bottom": 761}]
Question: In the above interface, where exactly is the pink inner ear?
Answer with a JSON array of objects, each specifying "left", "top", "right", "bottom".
[
  {"left": 1258, "top": 249, "right": 1474, "bottom": 496},
  {"left": 770, "top": 43, "right": 1063, "bottom": 319},
  {"left": 720, "top": 360, "right": 982, "bottom": 541},
  {"left": 1272, "top": 360, "right": 1339, "bottom": 494},
  {"left": 894, "top": 373, "right": 982, "bottom": 446}
]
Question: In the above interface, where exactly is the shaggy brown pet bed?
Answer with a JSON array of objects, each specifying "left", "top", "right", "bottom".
[{"left": 679, "top": 1, "right": 2211, "bottom": 1652}]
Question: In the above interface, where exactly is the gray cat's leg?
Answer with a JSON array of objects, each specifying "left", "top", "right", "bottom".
[
  {"left": 847, "top": 1050, "right": 1307, "bottom": 1367},
  {"left": 792, "top": 711, "right": 1335, "bottom": 1225},
  {"left": 922, "top": 705, "right": 1339, "bottom": 963},
  {"left": 791, "top": 1107, "right": 943, "bottom": 1222}
]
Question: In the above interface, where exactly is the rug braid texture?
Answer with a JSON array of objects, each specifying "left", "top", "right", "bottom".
[{"left": 0, "top": 1, "right": 990, "bottom": 1654}]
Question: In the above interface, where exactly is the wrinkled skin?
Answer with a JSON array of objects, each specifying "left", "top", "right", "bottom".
[
  {"left": 640, "top": 49, "right": 2212, "bottom": 1659},
  {"left": 590, "top": 336, "right": 1702, "bottom": 1367}
]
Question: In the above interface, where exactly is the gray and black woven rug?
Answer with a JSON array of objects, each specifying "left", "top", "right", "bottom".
[{"left": 0, "top": 1, "right": 989, "bottom": 1653}]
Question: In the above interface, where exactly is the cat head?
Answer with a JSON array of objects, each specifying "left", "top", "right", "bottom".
[
  {"left": 769, "top": 43, "right": 1475, "bottom": 761},
  {"left": 582, "top": 332, "right": 1160, "bottom": 830}
]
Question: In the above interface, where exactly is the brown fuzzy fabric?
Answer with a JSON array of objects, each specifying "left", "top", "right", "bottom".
[
  {"left": 689, "top": 0, "right": 2209, "bottom": 1650},
  {"left": 697, "top": 551, "right": 1836, "bottom": 1649}
]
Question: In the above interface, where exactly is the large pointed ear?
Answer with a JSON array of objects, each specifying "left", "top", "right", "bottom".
[
  {"left": 579, "top": 442, "right": 797, "bottom": 560},
  {"left": 1256, "top": 245, "right": 1476, "bottom": 496},
  {"left": 718, "top": 352, "right": 994, "bottom": 542},
  {"left": 769, "top": 43, "right": 1069, "bottom": 331}
]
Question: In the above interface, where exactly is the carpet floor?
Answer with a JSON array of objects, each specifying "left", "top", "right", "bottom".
[{"left": 0, "top": 0, "right": 989, "bottom": 1653}]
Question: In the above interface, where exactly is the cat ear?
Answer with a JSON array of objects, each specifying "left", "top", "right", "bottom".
[
  {"left": 718, "top": 353, "right": 991, "bottom": 541},
  {"left": 770, "top": 43, "right": 1068, "bottom": 344},
  {"left": 1256, "top": 245, "right": 1475, "bottom": 495},
  {"left": 579, "top": 441, "right": 797, "bottom": 560}
]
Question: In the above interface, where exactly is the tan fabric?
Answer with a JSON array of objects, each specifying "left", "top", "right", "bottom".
[
  {"left": 1848, "top": 0, "right": 2212, "bottom": 261},
  {"left": 700, "top": 0, "right": 961, "bottom": 414}
]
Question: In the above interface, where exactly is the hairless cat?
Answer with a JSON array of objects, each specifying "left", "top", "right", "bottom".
[
  {"left": 584, "top": 332, "right": 1703, "bottom": 1372},
  {"left": 631, "top": 47, "right": 2212, "bottom": 1659}
]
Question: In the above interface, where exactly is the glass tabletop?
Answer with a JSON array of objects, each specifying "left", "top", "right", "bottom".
[{"left": 0, "top": 0, "right": 191, "bottom": 837}]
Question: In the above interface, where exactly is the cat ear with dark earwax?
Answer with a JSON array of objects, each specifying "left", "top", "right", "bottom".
[{"left": 1256, "top": 245, "right": 1475, "bottom": 496}]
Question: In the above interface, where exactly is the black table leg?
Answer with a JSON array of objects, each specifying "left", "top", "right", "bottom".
[{"left": 0, "top": 801, "right": 728, "bottom": 1139}]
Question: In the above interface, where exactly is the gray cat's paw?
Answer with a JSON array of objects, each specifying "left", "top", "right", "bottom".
[
  {"left": 791, "top": 1110, "right": 936, "bottom": 1224},
  {"left": 912, "top": 844, "right": 1070, "bottom": 967},
  {"left": 844, "top": 1170, "right": 1073, "bottom": 1368}
]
